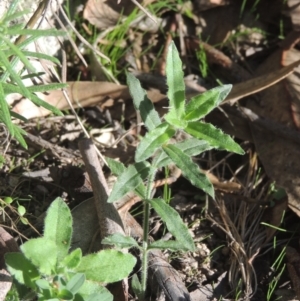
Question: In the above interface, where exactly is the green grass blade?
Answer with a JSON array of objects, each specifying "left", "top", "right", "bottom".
[
  {"left": 166, "top": 41, "right": 185, "bottom": 119},
  {"left": 149, "top": 198, "right": 195, "bottom": 251},
  {"left": 2, "top": 9, "right": 30, "bottom": 23},
  {"left": 184, "top": 85, "right": 232, "bottom": 121},
  {"left": 1, "top": 35, "right": 35, "bottom": 72},
  {"left": 135, "top": 122, "right": 175, "bottom": 162},
  {"left": 11, "top": 124, "right": 27, "bottom": 148},
  {"left": 162, "top": 144, "right": 214, "bottom": 198},
  {"left": 26, "top": 83, "right": 67, "bottom": 93},
  {"left": 127, "top": 72, "right": 161, "bottom": 131},
  {"left": 2, "top": 83, "right": 63, "bottom": 116},
  {"left": 8, "top": 50, "right": 61, "bottom": 65},
  {"left": 185, "top": 121, "right": 244, "bottom": 154},
  {"left": 0, "top": 83, "right": 14, "bottom": 135},
  {"left": 6, "top": 28, "right": 65, "bottom": 37}
]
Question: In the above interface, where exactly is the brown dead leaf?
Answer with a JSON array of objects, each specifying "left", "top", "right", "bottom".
[
  {"left": 286, "top": 0, "right": 300, "bottom": 31},
  {"left": 83, "top": 0, "right": 136, "bottom": 29},
  {"left": 241, "top": 48, "right": 300, "bottom": 217},
  {"left": 286, "top": 246, "right": 300, "bottom": 299},
  {"left": 12, "top": 81, "right": 167, "bottom": 120},
  {"left": 283, "top": 47, "right": 300, "bottom": 128}
]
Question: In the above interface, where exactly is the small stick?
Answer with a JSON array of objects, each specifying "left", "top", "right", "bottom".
[{"left": 78, "top": 139, "right": 125, "bottom": 244}]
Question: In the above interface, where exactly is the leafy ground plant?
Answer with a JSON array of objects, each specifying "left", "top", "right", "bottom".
[
  {"left": 0, "top": 0, "right": 67, "bottom": 148},
  {"left": 5, "top": 197, "right": 136, "bottom": 301},
  {"left": 102, "top": 41, "right": 244, "bottom": 300}
]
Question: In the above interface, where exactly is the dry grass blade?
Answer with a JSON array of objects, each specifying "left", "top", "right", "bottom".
[{"left": 207, "top": 152, "right": 272, "bottom": 298}]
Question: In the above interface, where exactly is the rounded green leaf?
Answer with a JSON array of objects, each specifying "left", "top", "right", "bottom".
[
  {"left": 75, "top": 250, "right": 136, "bottom": 283},
  {"left": 44, "top": 197, "right": 73, "bottom": 262},
  {"left": 78, "top": 281, "right": 113, "bottom": 301},
  {"left": 61, "top": 248, "right": 82, "bottom": 270},
  {"left": 5, "top": 252, "right": 40, "bottom": 288},
  {"left": 20, "top": 237, "right": 58, "bottom": 275},
  {"left": 17, "top": 205, "right": 26, "bottom": 216}
]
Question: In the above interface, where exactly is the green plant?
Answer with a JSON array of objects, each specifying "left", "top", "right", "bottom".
[
  {"left": 0, "top": 0, "right": 67, "bottom": 149},
  {"left": 0, "top": 196, "right": 28, "bottom": 225},
  {"left": 102, "top": 41, "right": 244, "bottom": 300},
  {"left": 5, "top": 197, "right": 136, "bottom": 301}
]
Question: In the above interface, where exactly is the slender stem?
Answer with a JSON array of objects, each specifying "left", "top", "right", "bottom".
[{"left": 140, "top": 170, "right": 156, "bottom": 300}]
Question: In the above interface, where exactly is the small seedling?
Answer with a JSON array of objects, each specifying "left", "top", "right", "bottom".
[
  {"left": 103, "top": 41, "right": 244, "bottom": 299},
  {"left": 1, "top": 197, "right": 28, "bottom": 225},
  {"left": 5, "top": 197, "right": 136, "bottom": 301}
]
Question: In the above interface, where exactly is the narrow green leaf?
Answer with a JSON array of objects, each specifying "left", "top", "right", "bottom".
[
  {"left": 163, "top": 144, "right": 214, "bottom": 198},
  {"left": 61, "top": 249, "right": 82, "bottom": 270},
  {"left": 11, "top": 124, "right": 27, "bottom": 148},
  {"left": 75, "top": 250, "right": 136, "bottom": 283},
  {"left": 126, "top": 73, "right": 161, "bottom": 131},
  {"left": 0, "top": 83, "right": 14, "bottom": 136},
  {"left": 7, "top": 28, "right": 65, "bottom": 37},
  {"left": 66, "top": 273, "right": 85, "bottom": 294},
  {"left": 44, "top": 198, "right": 73, "bottom": 262},
  {"left": 184, "top": 85, "right": 232, "bottom": 121},
  {"left": 5, "top": 252, "right": 40, "bottom": 288},
  {"left": 2, "top": 9, "right": 30, "bottom": 23},
  {"left": 166, "top": 41, "right": 186, "bottom": 119},
  {"left": 106, "top": 157, "right": 125, "bottom": 176},
  {"left": 149, "top": 240, "right": 187, "bottom": 251},
  {"left": 185, "top": 121, "right": 245, "bottom": 154},
  {"left": 0, "top": 48, "right": 33, "bottom": 101},
  {"left": 153, "top": 138, "right": 213, "bottom": 168},
  {"left": 106, "top": 157, "right": 146, "bottom": 199},
  {"left": 21, "top": 237, "right": 58, "bottom": 275},
  {"left": 108, "top": 162, "right": 151, "bottom": 203},
  {"left": 27, "top": 83, "right": 67, "bottom": 93},
  {"left": 10, "top": 110, "right": 28, "bottom": 122},
  {"left": 149, "top": 199, "right": 195, "bottom": 251},
  {"left": 135, "top": 122, "right": 175, "bottom": 162},
  {"left": 102, "top": 234, "right": 139, "bottom": 249},
  {"left": 18, "top": 51, "right": 61, "bottom": 65},
  {"left": 1, "top": 35, "right": 35, "bottom": 72}
]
